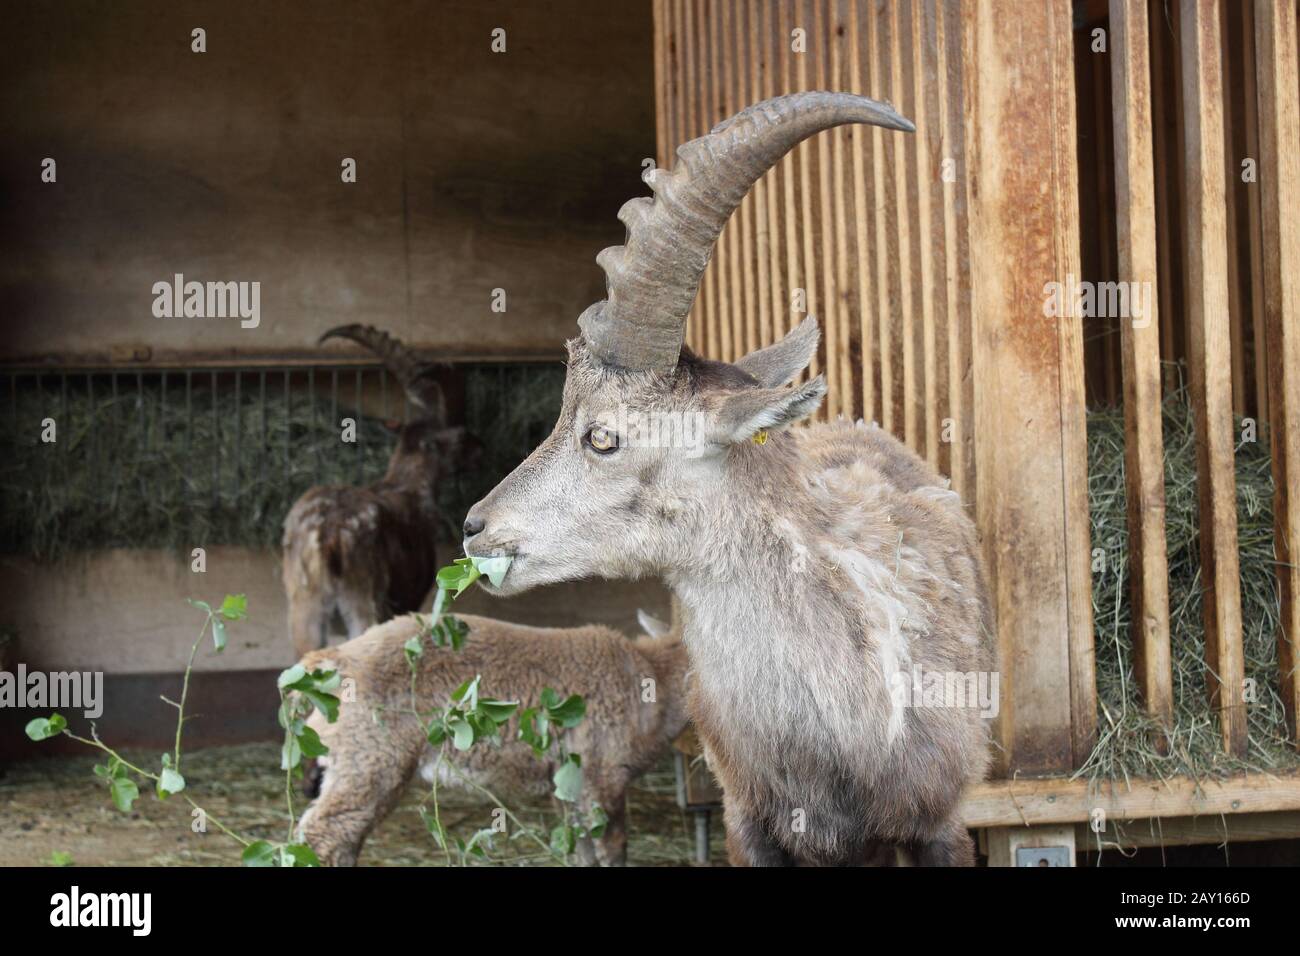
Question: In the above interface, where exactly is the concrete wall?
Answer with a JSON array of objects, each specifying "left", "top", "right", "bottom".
[
  {"left": 0, "top": 0, "right": 655, "bottom": 364},
  {"left": 1, "top": 548, "right": 670, "bottom": 675}
]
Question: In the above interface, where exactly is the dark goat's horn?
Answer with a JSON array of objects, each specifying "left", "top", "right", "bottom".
[
  {"left": 318, "top": 324, "right": 446, "bottom": 422},
  {"left": 579, "top": 91, "right": 914, "bottom": 371}
]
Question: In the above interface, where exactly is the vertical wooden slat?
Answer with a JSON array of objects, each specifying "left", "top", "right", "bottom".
[
  {"left": 849, "top": 0, "right": 876, "bottom": 424},
  {"left": 1179, "top": 0, "right": 1246, "bottom": 756},
  {"left": 708, "top": 0, "right": 733, "bottom": 362},
  {"left": 797, "top": 0, "right": 822, "bottom": 390},
  {"left": 1241, "top": 0, "right": 1269, "bottom": 426},
  {"left": 920, "top": 0, "right": 951, "bottom": 479},
  {"left": 679, "top": 0, "right": 702, "bottom": 355},
  {"left": 891, "top": 0, "right": 918, "bottom": 449},
  {"left": 748, "top": 0, "right": 774, "bottom": 353},
  {"left": 961, "top": 0, "right": 1092, "bottom": 773},
  {"left": 873, "top": 0, "right": 901, "bottom": 436},
  {"left": 812, "top": 0, "right": 843, "bottom": 418},
  {"left": 911, "top": 0, "right": 939, "bottom": 468},
  {"left": 653, "top": 0, "right": 670, "bottom": 172},
  {"left": 734, "top": 0, "right": 759, "bottom": 359},
  {"left": 942, "top": 0, "right": 974, "bottom": 502},
  {"left": 829, "top": 0, "right": 856, "bottom": 419},
  {"left": 779, "top": 2, "right": 804, "bottom": 355},
  {"left": 760, "top": 0, "right": 787, "bottom": 357},
  {"left": 1255, "top": 0, "right": 1300, "bottom": 744},
  {"left": 1222, "top": 0, "right": 1247, "bottom": 416},
  {"left": 1109, "top": 0, "right": 1174, "bottom": 741},
  {"left": 1150, "top": 0, "right": 1179, "bottom": 376},
  {"left": 696, "top": 0, "right": 722, "bottom": 361},
  {"left": 719, "top": 0, "right": 740, "bottom": 362}
]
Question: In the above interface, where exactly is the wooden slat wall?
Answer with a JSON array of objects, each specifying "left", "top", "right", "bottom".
[
  {"left": 652, "top": 0, "right": 975, "bottom": 483},
  {"left": 653, "top": 0, "right": 1300, "bottom": 767}
]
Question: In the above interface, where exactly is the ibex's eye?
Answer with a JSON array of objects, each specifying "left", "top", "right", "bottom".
[{"left": 584, "top": 425, "right": 620, "bottom": 455}]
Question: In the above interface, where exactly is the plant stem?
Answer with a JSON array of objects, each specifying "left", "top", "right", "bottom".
[{"left": 172, "top": 613, "right": 210, "bottom": 773}]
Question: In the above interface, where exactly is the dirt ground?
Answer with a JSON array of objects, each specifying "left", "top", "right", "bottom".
[{"left": 0, "top": 742, "right": 727, "bottom": 867}]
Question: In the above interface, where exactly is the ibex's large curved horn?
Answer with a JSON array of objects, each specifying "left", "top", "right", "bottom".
[
  {"left": 579, "top": 91, "right": 914, "bottom": 371},
  {"left": 318, "top": 324, "right": 446, "bottom": 422}
]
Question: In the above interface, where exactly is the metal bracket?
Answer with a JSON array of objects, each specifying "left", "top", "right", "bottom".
[{"left": 1016, "top": 846, "right": 1073, "bottom": 867}]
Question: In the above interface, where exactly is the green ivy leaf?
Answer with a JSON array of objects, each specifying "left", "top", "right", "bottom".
[
  {"left": 241, "top": 841, "right": 277, "bottom": 867},
  {"left": 553, "top": 755, "right": 583, "bottom": 803},
  {"left": 281, "top": 843, "right": 321, "bottom": 867},
  {"left": 157, "top": 768, "right": 186, "bottom": 799},
  {"left": 24, "top": 713, "right": 67, "bottom": 741},
  {"left": 478, "top": 699, "right": 519, "bottom": 725},
  {"left": 587, "top": 805, "right": 609, "bottom": 838},
  {"left": 218, "top": 594, "right": 248, "bottom": 621},
  {"left": 49, "top": 850, "right": 74, "bottom": 867},
  {"left": 110, "top": 776, "right": 139, "bottom": 813},
  {"left": 277, "top": 664, "right": 307, "bottom": 689},
  {"left": 450, "top": 718, "right": 475, "bottom": 752},
  {"left": 297, "top": 724, "right": 329, "bottom": 759},
  {"left": 403, "top": 634, "right": 424, "bottom": 668},
  {"left": 546, "top": 693, "right": 587, "bottom": 729},
  {"left": 550, "top": 824, "right": 576, "bottom": 856},
  {"left": 472, "top": 555, "right": 513, "bottom": 587}
]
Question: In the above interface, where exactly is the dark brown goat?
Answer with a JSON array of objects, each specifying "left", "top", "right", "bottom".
[{"left": 281, "top": 325, "right": 476, "bottom": 657}]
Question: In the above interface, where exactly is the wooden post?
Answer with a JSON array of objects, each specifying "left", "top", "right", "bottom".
[
  {"left": 1254, "top": 0, "right": 1300, "bottom": 744},
  {"left": 1180, "top": 0, "right": 1246, "bottom": 755},
  {"left": 960, "top": 0, "right": 1093, "bottom": 784},
  {"left": 1109, "top": 0, "right": 1174, "bottom": 743}
]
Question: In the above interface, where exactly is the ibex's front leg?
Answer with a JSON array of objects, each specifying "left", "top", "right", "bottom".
[
  {"left": 906, "top": 816, "right": 975, "bottom": 867},
  {"left": 723, "top": 798, "right": 794, "bottom": 867}
]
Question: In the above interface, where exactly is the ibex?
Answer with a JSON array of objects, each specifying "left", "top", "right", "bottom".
[
  {"left": 282, "top": 325, "right": 476, "bottom": 657},
  {"left": 462, "top": 92, "right": 995, "bottom": 866},
  {"left": 296, "top": 611, "right": 690, "bottom": 866}
]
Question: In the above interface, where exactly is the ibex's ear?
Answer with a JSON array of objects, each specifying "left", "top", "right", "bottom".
[
  {"left": 707, "top": 376, "right": 826, "bottom": 446},
  {"left": 733, "top": 317, "right": 820, "bottom": 387}
]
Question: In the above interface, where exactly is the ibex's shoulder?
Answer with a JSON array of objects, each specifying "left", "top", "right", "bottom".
[{"left": 797, "top": 418, "right": 952, "bottom": 498}]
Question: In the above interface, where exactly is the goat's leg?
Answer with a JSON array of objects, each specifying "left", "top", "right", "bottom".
[
  {"left": 338, "top": 590, "right": 379, "bottom": 639},
  {"left": 593, "top": 797, "right": 628, "bottom": 867},
  {"left": 906, "top": 816, "right": 975, "bottom": 867},
  {"left": 722, "top": 798, "right": 794, "bottom": 867},
  {"left": 288, "top": 598, "right": 327, "bottom": 659},
  {"left": 297, "top": 750, "right": 413, "bottom": 867}
]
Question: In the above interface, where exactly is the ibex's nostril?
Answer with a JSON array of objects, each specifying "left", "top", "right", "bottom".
[{"left": 463, "top": 516, "right": 486, "bottom": 538}]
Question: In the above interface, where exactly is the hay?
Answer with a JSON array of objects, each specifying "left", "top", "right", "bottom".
[
  {"left": 0, "top": 366, "right": 565, "bottom": 560},
  {"left": 1081, "top": 369, "right": 1300, "bottom": 784}
]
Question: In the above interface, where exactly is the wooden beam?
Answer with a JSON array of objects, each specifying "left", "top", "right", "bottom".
[
  {"left": 1180, "top": 0, "right": 1246, "bottom": 755},
  {"left": 1077, "top": 810, "right": 1300, "bottom": 851},
  {"left": 1109, "top": 0, "right": 1174, "bottom": 744},
  {"left": 961, "top": 772, "right": 1300, "bottom": 827},
  {"left": 1255, "top": 0, "right": 1300, "bottom": 744},
  {"left": 961, "top": 0, "right": 1092, "bottom": 774}
]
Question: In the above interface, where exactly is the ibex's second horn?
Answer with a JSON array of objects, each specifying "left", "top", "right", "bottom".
[
  {"left": 578, "top": 91, "right": 914, "bottom": 372},
  {"left": 318, "top": 324, "right": 444, "bottom": 419}
]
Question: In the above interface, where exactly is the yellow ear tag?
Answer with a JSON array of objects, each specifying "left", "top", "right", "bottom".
[{"left": 751, "top": 429, "right": 769, "bottom": 445}]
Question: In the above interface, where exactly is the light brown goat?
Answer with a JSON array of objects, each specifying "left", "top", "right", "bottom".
[
  {"left": 296, "top": 611, "right": 689, "bottom": 867},
  {"left": 282, "top": 325, "right": 477, "bottom": 657}
]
